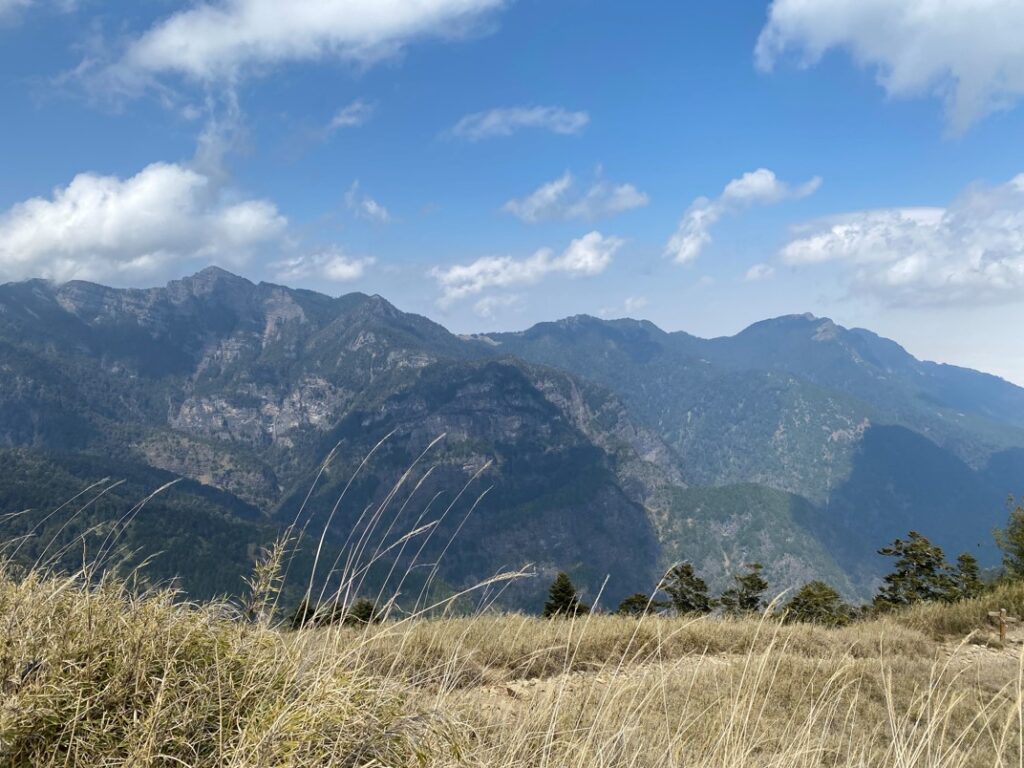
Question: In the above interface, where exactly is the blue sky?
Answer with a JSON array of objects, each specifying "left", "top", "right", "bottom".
[{"left": 2, "top": 1, "right": 1024, "bottom": 384}]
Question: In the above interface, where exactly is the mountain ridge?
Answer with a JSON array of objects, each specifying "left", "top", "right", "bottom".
[{"left": 1, "top": 268, "right": 1021, "bottom": 607}]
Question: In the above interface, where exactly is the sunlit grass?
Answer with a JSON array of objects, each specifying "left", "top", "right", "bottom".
[
  {"left": 1, "top": 564, "right": 1021, "bottom": 766},
  {"left": 3, "top": 437, "right": 1022, "bottom": 766}
]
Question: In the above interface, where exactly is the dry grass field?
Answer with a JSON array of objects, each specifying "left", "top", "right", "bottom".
[{"left": 2, "top": 565, "right": 1023, "bottom": 767}]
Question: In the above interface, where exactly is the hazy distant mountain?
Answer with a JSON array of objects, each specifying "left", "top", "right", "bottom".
[
  {"left": 483, "top": 313, "right": 1024, "bottom": 576},
  {"left": 1, "top": 268, "right": 1021, "bottom": 606},
  {"left": 0, "top": 269, "right": 667, "bottom": 607}
]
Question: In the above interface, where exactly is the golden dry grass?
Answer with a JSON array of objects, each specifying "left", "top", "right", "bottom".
[
  {"left": 2, "top": 565, "right": 1022, "bottom": 767},
  {"left": 900, "top": 580, "right": 1024, "bottom": 638}
]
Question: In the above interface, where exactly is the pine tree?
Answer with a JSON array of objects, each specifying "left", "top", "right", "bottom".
[
  {"left": 995, "top": 496, "right": 1024, "bottom": 580},
  {"left": 290, "top": 597, "right": 381, "bottom": 629},
  {"left": 874, "top": 531, "right": 955, "bottom": 609},
  {"left": 784, "top": 580, "right": 851, "bottom": 627},
  {"left": 660, "top": 562, "right": 716, "bottom": 615},
  {"left": 616, "top": 592, "right": 665, "bottom": 616},
  {"left": 951, "top": 552, "right": 984, "bottom": 600},
  {"left": 344, "top": 598, "right": 380, "bottom": 626},
  {"left": 542, "top": 572, "right": 590, "bottom": 618},
  {"left": 719, "top": 562, "right": 768, "bottom": 615},
  {"left": 289, "top": 599, "right": 316, "bottom": 630}
]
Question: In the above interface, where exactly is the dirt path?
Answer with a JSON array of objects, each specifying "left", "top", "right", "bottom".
[{"left": 935, "top": 627, "right": 1024, "bottom": 697}]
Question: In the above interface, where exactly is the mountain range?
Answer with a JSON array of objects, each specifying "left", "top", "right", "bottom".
[{"left": 1, "top": 266, "right": 1021, "bottom": 609}]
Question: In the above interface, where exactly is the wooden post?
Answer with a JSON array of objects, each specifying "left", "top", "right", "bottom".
[{"left": 988, "top": 608, "right": 1019, "bottom": 642}]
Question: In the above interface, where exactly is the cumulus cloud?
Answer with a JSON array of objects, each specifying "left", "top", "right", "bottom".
[
  {"left": 345, "top": 181, "right": 390, "bottom": 223},
  {"left": 450, "top": 106, "right": 589, "bottom": 140},
  {"left": 744, "top": 263, "right": 776, "bottom": 282},
  {"left": 780, "top": 173, "right": 1024, "bottom": 305},
  {"left": 0, "top": 162, "right": 286, "bottom": 284},
  {"left": 431, "top": 231, "right": 622, "bottom": 305},
  {"left": 0, "top": 0, "right": 31, "bottom": 18},
  {"left": 755, "top": 0, "right": 1024, "bottom": 134},
  {"left": 113, "top": 0, "right": 505, "bottom": 84},
  {"left": 503, "top": 172, "right": 649, "bottom": 223},
  {"left": 0, "top": 0, "right": 75, "bottom": 22},
  {"left": 473, "top": 293, "right": 521, "bottom": 319},
  {"left": 598, "top": 295, "right": 649, "bottom": 319},
  {"left": 329, "top": 99, "right": 374, "bottom": 131},
  {"left": 665, "top": 168, "right": 821, "bottom": 264},
  {"left": 624, "top": 295, "right": 649, "bottom": 313},
  {"left": 272, "top": 248, "right": 374, "bottom": 283}
]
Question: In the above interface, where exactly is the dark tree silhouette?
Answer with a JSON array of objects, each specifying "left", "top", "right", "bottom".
[
  {"left": 951, "top": 552, "right": 984, "bottom": 600},
  {"left": 660, "top": 562, "right": 716, "bottom": 615},
  {"left": 874, "top": 531, "right": 954, "bottom": 609},
  {"left": 784, "top": 580, "right": 851, "bottom": 627},
  {"left": 616, "top": 592, "right": 665, "bottom": 616},
  {"left": 995, "top": 496, "right": 1024, "bottom": 580},
  {"left": 719, "top": 562, "right": 768, "bottom": 615},
  {"left": 542, "top": 572, "right": 590, "bottom": 618}
]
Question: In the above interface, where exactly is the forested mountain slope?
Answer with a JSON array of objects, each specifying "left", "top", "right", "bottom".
[{"left": 1, "top": 268, "right": 1021, "bottom": 605}]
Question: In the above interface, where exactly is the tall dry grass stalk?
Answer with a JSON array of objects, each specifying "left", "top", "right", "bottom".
[
  {"left": 2, "top": 566, "right": 1022, "bottom": 766},
  {"left": 2, "top": 437, "right": 1023, "bottom": 765}
]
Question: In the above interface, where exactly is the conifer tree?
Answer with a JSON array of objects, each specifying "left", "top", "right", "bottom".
[
  {"left": 784, "top": 580, "right": 851, "bottom": 626},
  {"left": 542, "top": 572, "right": 589, "bottom": 618},
  {"left": 719, "top": 562, "right": 768, "bottom": 615},
  {"left": 874, "top": 531, "right": 954, "bottom": 609},
  {"left": 345, "top": 598, "right": 380, "bottom": 626},
  {"left": 290, "top": 599, "right": 315, "bottom": 630},
  {"left": 951, "top": 552, "right": 984, "bottom": 600},
  {"left": 616, "top": 592, "right": 664, "bottom": 616},
  {"left": 995, "top": 496, "right": 1024, "bottom": 580},
  {"left": 661, "top": 562, "right": 716, "bottom": 615}
]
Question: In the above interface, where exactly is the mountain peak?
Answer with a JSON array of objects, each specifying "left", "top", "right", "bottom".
[
  {"left": 769, "top": 312, "right": 829, "bottom": 326},
  {"left": 167, "top": 266, "right": 254, "bottom": 303},
  {"left": 733, "top": 313, "right": 837, "bottom": 339},
  {"left": 184, "top": 266, "right": 252, "bottom": 287},
  {"left": 556, "top": 314, "right": 602, "bottom": 327}
]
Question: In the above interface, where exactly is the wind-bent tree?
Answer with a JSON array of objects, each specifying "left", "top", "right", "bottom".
[
  {"left": 719, "top": 562, "right": 768, "bottom": 616},
  {"left": 784, "top": 580, "right": 851, "bottom": 627},
  {"left": 542, "top": 572, "right": 590, "bottom": 618},
  {"left": 345, "top": 598, "right": 381, "bottom": 626},
  {"left": 616, "top": 592, "right": 664, "bottom": 616},
  {"left": 874, "top": 531, "right": 954, "bottom": 609},
  {"left": 995, "top": 496, "right": 1024, "bottom": 580},
  {"left": 289, "top": 596, "right": 381, "bottom": 629},
  {"left": 661, "top": 562, "right": 716, "bottom": 615},
  {"left": 951, "top": 552, "right": 985, "bottom": 600}
]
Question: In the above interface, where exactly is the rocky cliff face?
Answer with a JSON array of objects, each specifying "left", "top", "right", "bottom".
[
  {"left": 3, "top": 268, "right": 1021, "bottom": 606},
  {"left": 0, "top": 271, "right": 678, "bottom": 606}
]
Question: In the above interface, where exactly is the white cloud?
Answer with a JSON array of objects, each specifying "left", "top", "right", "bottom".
[
  {"left": 473, "top": 293, "right": 521, "bottom": 319},
  {"left": 665, "top": 168, "right": 820, "bottom": 264},
  {"left": 598, "top": 295, "right": 649, "bottom": 319},
  {"left": 624, "top": 295, "right": 649, "bottom": 313},
  {"left": 450, "top": 106, "right": 589, "bottom": 140},
  {"left": 431, "top": 231, "right": 622, "bottom": 305},
  {"left": 755, "top": 0, "right": 1024, "bottom": 134},
  {"left": 744, "top": 263, "right": 776, "bottom": 282},
  {"left": 722, "top": 169, "right": 820, "bottom": 205},
  {"left": 115, "top": 0, "right": 506, "bottom": 83},
  {"left": 0, "top": 162, "right": 286, "bottom": 284},
  {"left": 503, "top": 171, "right": 649, "bottom": 223},
  {"left": 0, "top": 0, "right": 74, "bottom": 21},
  {"left": 503, "top": 173, "right": 572, "bottom": 222},
  {"left": 0, "top": 0, "right": 31, "bottom": 18},
  {"left": 780, "top": 173, "right": 1024, "bottom": 305},
  {"left": 329, "top": 99, "right": 374, "bottom": 131},
  {"left": 345, "top": 181, "right": 391, "bottom": 223},
  {"left": 272, "top": 249, "right": 374, "bottom": 283}
]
